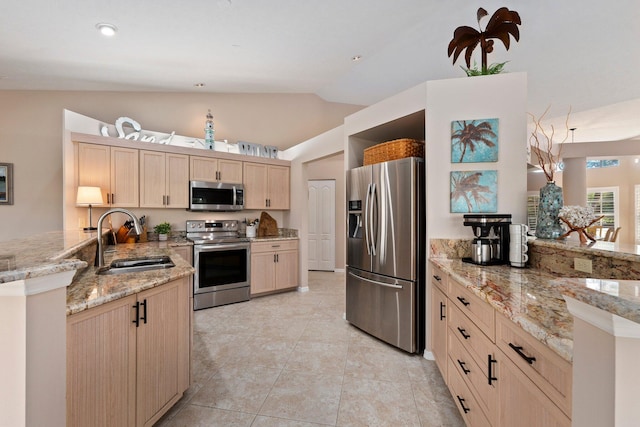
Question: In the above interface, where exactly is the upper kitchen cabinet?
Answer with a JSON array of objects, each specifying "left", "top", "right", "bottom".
[
  {"left": 77, "top": 142, "right": 139, "bottom": 207},
  {"left": 190, "top": 156, "right": 243, "bottom": 184},
  {"left": 140, "top": 150, "right": 189, "bottom": 208},
  {"left": 243, "top": 162, "right": 290, "bottom": 210}
]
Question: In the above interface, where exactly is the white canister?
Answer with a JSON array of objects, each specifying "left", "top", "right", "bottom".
[
  {"left": 509, "top": 224, "right": 529, "bottom": 267},
  {"left": 246, "top": 224, "right": 256, "bottom": 238}
]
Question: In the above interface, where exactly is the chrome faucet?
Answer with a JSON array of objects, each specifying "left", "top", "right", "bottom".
[{"left": 95, "top": 208, "right": 144, "bottom": 267}]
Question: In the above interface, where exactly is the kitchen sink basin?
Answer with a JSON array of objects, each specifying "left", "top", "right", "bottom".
[{"left": 97, "top": 256, "right": 175, "bottom": 275}]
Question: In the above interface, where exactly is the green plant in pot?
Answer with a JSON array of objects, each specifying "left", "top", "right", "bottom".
[
  {"left": 447, "top": 7, "right": 521, "bottom": 76},
  {"left": 154, "top": 222, "right": 171, "bottom": 241}
]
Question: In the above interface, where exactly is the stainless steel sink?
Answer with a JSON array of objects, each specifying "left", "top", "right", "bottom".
[{"left": 97, "top": 256, "right": 175, "bottom": 275}]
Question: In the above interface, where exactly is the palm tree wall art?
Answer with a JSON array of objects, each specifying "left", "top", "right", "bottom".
[
  {"left": 450, "top": 170, "right": 497, "bottom": 213},
  {"left": 451, "top": 118, "right": 498, "bottom": 163}
]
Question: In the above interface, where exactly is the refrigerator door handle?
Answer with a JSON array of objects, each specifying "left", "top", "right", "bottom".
[
  {"left": 364, "top": 183, "right": 372, "bottom": 255},
  {"left": 370, "top": 183, "right": 377, "bottom": 256},
  {"left": 348, "top": 271, "right": 403, "bottom": 289}
]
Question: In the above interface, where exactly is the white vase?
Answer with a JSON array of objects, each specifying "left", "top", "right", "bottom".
[{"left": 158, "top": 233, "right": 168, "bottom": 241}]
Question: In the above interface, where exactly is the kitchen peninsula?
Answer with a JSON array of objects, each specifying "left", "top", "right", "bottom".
[
  {"left": 0, "top": 230, "right": 194, "bottom": 427},
  {"left": 429, "top": 239, "right": 640, "bottom": 427}
]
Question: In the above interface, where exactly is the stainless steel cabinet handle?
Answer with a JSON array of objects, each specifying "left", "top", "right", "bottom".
[{"left": 166, "top": 195, "right": 170, "bottom": 205}]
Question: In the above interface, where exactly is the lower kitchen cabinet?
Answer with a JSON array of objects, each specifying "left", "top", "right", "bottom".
[
  {"left": 67, "top": 277, "right": 191, "bottom": 427},
  {"left": 496, "top": 349, "right": 571, "bottom": 427},
  {"left": 429, "top": 261, "right": 572, "bottom": 427},
  {"left": 250, "top": 240, "right": 298, "bottom": 296}
]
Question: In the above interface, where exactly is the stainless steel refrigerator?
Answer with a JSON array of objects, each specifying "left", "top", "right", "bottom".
[{"left": 346, "top": 157, "right": 425, "bottom": 353}]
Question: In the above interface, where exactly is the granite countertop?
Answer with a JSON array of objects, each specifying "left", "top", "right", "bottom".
[
  {"left": 0, "top": 230, "right": 95, "bottom": 284},
  {"left": 530, "top": 237, "right": 640, "bottom": 262},
  {"left": 67, "top": 241, "right": 195, "bottom": 316},
  {"left": 430, "top": 258, "right": 640, "bottom": 363}
]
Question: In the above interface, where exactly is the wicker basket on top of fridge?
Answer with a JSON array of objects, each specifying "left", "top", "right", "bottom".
[{"left": 363, "top": 138, "right": 424, "bottom": 166}]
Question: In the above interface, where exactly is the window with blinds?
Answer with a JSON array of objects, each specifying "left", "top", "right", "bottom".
[
  {"left": 587, "top": 187, "right": 618, "bottom": 228},
  {"left": 527, "top": 191, "right": 540, "bottom": 234},
  {"left": 635, "top": 185, "right": 640, "bottom": 244}
]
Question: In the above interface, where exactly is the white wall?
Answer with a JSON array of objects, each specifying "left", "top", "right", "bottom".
[{"left": 426, "top": 73, "right": 528, "bottom": 239}]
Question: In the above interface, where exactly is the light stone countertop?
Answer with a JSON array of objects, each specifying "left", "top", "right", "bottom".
[
  {"left": 431, "top": 258, "right": 640, "bottom": 363},
  {"left": 66, "top": 241, "right": 194, "bottom": 316},
  {"left": 0, "top": 230, "right": 95, "bottom": 284}
]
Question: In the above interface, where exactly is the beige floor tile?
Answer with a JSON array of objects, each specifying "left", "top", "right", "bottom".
[
  {"left": 156, "top": 404, "right": 255, "bottom": 427},
  {"left": 412, "top": 381, "right": 465, "bottom": 427},
  {"left": 344, "top": 344, "right": 411, "bottom": 383},
  {"left": 284, "top": 340, "right": 349, "bottom": 375},
  {"left": 251, "top": 415, "right": 327, "bottom": 426},
  {"left": 337, "top": 376, "right": 421, "bottom": 427},
  {"left": 299, "top": 318, "right": 352, "bottom": 344},
  {"left": 259, "top": 371, "right": 342, "bottom": 425},
  {"left": 189, "top": 366, "right": 281, "bottom": 414}
]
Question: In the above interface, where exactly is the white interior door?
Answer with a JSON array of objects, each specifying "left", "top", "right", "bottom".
[{"left": 308, "top": 180, "right": 335, "bottom": 271}]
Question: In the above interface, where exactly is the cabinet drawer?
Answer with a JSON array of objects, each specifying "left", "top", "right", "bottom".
[
  {"left": 495, "top": 313, "right": 572, "bottom": 418},
  {"left": 448, "top": 304, "right": 495, "bottom": 382},
  {"left": 251, "top": 239, "right": 298, "bottom": 253},
  {"left": 450, "top": 278, "right": 495, "bottom": 341},
  {"left": 448, "top": 357, "right": 492, "bottom": 427},
  {"left": 430, "top": 262, "right": 448, "bottom": 294},
  {"left": 449, "top": 332, "right": 498, "bottom": 424}
]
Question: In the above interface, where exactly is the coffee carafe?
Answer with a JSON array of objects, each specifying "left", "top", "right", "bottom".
[{"left": 463, "top": 214, "right": 512, "bottom": 265}]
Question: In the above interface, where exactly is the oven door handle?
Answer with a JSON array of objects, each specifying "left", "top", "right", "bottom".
[{"left": 196, "top": 242, "right": 250, "bottom": 251}]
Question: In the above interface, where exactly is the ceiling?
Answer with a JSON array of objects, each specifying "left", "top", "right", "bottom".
[{"left": 1, "top": 0, "right": 639, "bottom": 141}]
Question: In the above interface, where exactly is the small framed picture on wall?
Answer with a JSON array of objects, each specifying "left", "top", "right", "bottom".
[{"left": 0, "top": 163, "right": 14, "bottom": 205}]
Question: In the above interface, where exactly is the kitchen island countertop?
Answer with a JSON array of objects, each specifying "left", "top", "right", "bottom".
[{"left": 431, "top": 258, "right": 640, "bottom": 362}]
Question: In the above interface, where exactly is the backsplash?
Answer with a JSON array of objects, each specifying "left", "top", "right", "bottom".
[{"left": 429, "top": 237, "right": 640, "bottom": 280}]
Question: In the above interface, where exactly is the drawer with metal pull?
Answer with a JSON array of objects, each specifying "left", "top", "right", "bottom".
[
  {"left": 450, "top": 277, "right": 495, "bottom": 341},
  {"left": 430, "top": 262, "right": 449, "bottom": 294},
  {"left": 495, "top": 313, "right": 572, "bottom": 417},
  {"left": 447, "top": 356, "right": 492, "bottom": 427}
]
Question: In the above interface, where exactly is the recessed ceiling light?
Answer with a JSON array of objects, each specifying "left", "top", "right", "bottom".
[
  {"left": 194, "top": 83, "right": 206, "bottom": 88},
  {"left": 96, "top": 23, "right": 118, "bottom": 37},
  {"left": 352, "top": 55, "right": 362, "bottom": 61}
]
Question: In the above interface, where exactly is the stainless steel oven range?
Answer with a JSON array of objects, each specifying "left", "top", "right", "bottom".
[{"left": 186, "top": 219, "right": 250, "bottom": 310}]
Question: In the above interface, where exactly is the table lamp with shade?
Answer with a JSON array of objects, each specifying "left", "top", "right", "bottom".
[{"left": 76, "top": 186, "right": 104, "bottom": 231}]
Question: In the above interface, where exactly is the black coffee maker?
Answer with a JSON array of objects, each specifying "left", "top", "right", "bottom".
[{"left": 462, "top": 214, "right": 512, "bottom": 265}]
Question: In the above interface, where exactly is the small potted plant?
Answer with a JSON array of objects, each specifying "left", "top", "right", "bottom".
[{"left": 154, "top": 222, "right": 171, "bottom": 241}]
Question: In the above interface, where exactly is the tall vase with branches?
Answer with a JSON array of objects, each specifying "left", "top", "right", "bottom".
[{"left": 529, "top": 106, "right": 571, "bottom": 238}]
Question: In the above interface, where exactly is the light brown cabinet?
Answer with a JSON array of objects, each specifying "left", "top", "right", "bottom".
[
  {"left": 243, "top": 163, "right": 290, "bottom": 210},
  {"left": 140, "top": 150, "right": 189, "bottom": 208},
  {"left": 77, "top": 142, "right": 139, "bottom": 207},
  {"left": 430, "top": 266, "right": 448, "bottom": 378},
  {"left": 190, "top": 156, "right": 243, "bottom": 184},
  {"left": 67, "top": 277, "right": 191, "bottom": 427},
  {"left": 250, "top": 240, "right": 298, "bottom": 295},
  {"left": 429, "top": 261, "right": 572, "bottom": 427}
]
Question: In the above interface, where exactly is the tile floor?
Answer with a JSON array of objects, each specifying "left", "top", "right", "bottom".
[{"left": 155, "top": 271, "right": 465, "bottom": 427}]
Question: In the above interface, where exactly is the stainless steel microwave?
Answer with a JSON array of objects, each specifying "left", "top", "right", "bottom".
[{"left": 189, "top": 181, "right": 244, "bottom": 211}]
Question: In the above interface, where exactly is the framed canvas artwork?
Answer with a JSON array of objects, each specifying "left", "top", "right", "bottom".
[
  {"left": 451, "top": 118, "right": 499, "bottom": 163},
  {"left": 450, "top": 170, "right": 497, "bottom": 213}
]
